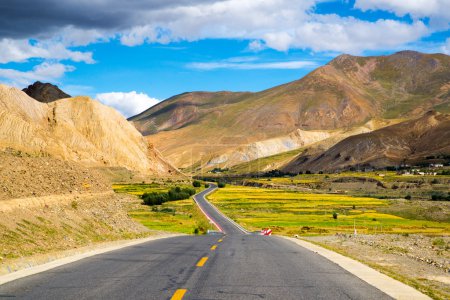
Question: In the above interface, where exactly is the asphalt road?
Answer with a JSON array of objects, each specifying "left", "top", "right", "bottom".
[{"left": 0, "top": 185, "right": 392, "bottom": 300}]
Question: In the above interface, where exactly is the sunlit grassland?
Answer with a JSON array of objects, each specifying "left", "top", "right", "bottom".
[
  {"left": 112, "top": 183, "right": 170, "bottom": 196},
  {"left": 250, "top": 171, "right": 450, "bottom": 184},
  {"left": 207, "top": 186, "right": 450, "bottom": 236},
  {"left": 114, "top": 183, "right": 212, "bottom": 234}
]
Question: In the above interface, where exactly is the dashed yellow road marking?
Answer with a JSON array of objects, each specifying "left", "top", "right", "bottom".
[
  {"left": 218, "top": 238, "right": 223, "bottom": 243},
  {"left": 171, "top": 289, "right": 187, "bottom": 300},
  {"left": 211, "top": 245, "right": 217, "bottom": 250},
  {"left": 196, "top": 256, "right": 208, "bottom": 267}
]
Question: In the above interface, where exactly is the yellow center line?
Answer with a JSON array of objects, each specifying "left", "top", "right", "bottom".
[
  {"left": 171, "top": 289, "right": 187, "bottom": 300},
  {"left": 217, "top": 238, "right": 223, "bottom": 243},
  {"left": 211, "top": 245, "right": 217, "bottom": 250},
  {"left": 196, "top": 256, "right": 208, "bottom": 267}
]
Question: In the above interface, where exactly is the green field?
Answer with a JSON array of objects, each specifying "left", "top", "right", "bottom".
[
  {"left": 207, "top": 185, "right": 450, "bottom": 236},
  {"left": 113, "top": 182, "right": 213, "bottom": 234},
  {"left": 241, "top": 171, "right": 450, "bottom": 200}
]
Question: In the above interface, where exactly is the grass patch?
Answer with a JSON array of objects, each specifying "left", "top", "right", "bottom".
[{"left": 116, "top": 183, "right": 212, "bottom": 234}]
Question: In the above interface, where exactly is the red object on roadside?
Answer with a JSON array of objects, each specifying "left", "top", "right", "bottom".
[{"left": 261, "top": 228, "right": 272, "bottom": 236}]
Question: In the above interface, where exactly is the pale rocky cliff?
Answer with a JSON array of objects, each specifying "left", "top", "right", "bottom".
[{"left": 0, "top": 84, "right": 177, "bottom": 175}]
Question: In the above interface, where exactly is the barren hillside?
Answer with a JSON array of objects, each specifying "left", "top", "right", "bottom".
[
  {"left": 130, "top": 51, "right": 450, "bottom": 170},
  {"left": 283, "top": 111, "right": 450, "bottom": 172},
  {"left": 0, "top": 84, "right": 177, "bottom": 176}
]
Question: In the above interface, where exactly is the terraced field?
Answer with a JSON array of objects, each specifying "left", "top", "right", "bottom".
[{"left": 207, "top": 186, "right": 450, "bottom": 236}]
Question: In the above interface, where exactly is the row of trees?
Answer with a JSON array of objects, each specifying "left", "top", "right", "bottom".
[{"left": 141, "top": 186, "right": 196, "bottom": 206}]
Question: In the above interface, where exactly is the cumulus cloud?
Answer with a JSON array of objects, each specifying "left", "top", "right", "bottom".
[
  {"left": 96, "top": 91, "right": 160, "bottom": 118},
  {"left": 0, "top": 62, "right": 75, "bottom": 86},
  {"left": 0, "top": 0, "right": 446, "bottom": 66},
  {"left": 291, "top": 17, "right": 429, "bottom": 54},
  {"left": 0, "top": 38, "right": 95, "bottom": 64},
  {"left": 354, "top": 0, "right": 450, "bottom": 26}
]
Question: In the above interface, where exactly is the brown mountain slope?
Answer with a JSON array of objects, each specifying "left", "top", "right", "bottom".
[
  {"left": 130, "top": 51, "right": 450, "bottom": 170},
  {"left": 283, "top": 111, "right": 450, "bottom": 173},
  {"left": 23, "top": 81, "right": 71, "bottom": 103},
  {"left": 0, "top": 84, "right": 177, "bottom": 175}
]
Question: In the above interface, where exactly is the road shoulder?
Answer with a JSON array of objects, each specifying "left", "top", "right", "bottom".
[
  {"left": 281, "top": 236, "right": 431, "bottom": 300},
  {"left": 0, "top": 233, "right": 181, "bottom": 286}
]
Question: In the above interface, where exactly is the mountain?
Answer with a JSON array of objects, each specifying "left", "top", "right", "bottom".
[
  {"left": 130, "top": 51, "right": 450, "bottom": 170},
  {"left": 0, "top": 84, "right": 177, "bottom": 175},
  {"left": 23, "top": 81, "right": 71, "bottom": 103},
  {"left": 283, "top": 111, "right": 450, "bottom": 173}
]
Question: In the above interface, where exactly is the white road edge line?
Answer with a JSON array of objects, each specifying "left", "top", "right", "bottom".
[
  {"left": 0, "top": 234, "right": 181, "bottom": 286},
  {"left": 281, "top": 236, "right": 431, "bottom": 300},
  {"left": 193, "top": 185, "right": 224, "bottom": 233},
  {"left": 194, "top": 184, "right": 249, "bottom": 235}
]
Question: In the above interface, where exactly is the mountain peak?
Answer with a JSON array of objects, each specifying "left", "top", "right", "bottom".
[{"left": 23, "top": 81, "right": 71, "bottom": 103}]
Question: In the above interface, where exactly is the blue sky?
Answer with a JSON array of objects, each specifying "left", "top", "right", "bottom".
[{"left": 0, "top": 0, "right": 449, "bottom": 117}]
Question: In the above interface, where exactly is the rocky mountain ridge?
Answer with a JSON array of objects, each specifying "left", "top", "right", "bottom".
[
  {"left": 23, "top": 81, "right": 71, "bottom": 103},
  {"left": 130, "top": 51, "right": 450, "bottom": 171}
]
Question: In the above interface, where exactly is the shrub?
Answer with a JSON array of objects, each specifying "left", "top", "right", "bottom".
[
  {"left": 217, "top": 182, "right": 226, "bottom": 188},
  {"left": 141, "top": 186, "right": 196, "bottom": 206},
  {"left": 405, "top": 194, "right": 411, "bottom": 200},
  {"left": 142, "top": 192, "right": 168, "bottom": 206},
  {"left": 204, "top": 183, "right": 209, "bottom": 188},
  {"left": 430, "top": 179, "right": 439, "bottom": 184},
  {"left": 193, "top": 180, "right": 201, "bottom": 187},
  {"left": 332, "top": 212, "right": 338, "bottom": 219},
  {"left": 432, "top": 238, "right": 445, "bottom": 247},
  {"left": 431, "top": 191, "right": 450, "bottom": 201},
  {"left": 71, "top": 201, "right": 78, "bottom": 209}
]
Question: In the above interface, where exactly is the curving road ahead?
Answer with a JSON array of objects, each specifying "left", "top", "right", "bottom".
[{"left": 0, "top": 185, "right": 392, "bottom": 300}]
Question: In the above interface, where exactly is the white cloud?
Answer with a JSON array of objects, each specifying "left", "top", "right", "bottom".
[
  {"left": 0, "top": 0, "right": 446, "bottom": 79},
  {"left": 291, "top": 17, "right": 429, "bottom": 54},
  {"left": 0, "top": 38, "right": 95, "bottom": 64},
  {"left": 441, "top": 38, "right": 450, "bottom": 54},
  {"left": 187, "top": 60, "right": 317, "bottom": 70},
  {"left": 248, "top": 40, "right": 266, "bottom": 52},
  {"left": 354, "top": 0, "right": 450, "bottom": 25},
  {"left": 264, "top": 32, "right": 294, "bottom": 52},
  {"left": 116, "top": 0, "right": 434, "bottom": 54},
  {"left": 0, "top": 62, "right": 75, "bottom": 87},
  {"left": 58, "top": 26, "right": 109, "bottom": 46},
  {"left": 96, "top": 91, "right": 160, "bottom": 118}
]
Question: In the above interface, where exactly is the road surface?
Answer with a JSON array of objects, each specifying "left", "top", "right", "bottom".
[{"left": 0, "top": 184, "right": 391, "bottom": 300}]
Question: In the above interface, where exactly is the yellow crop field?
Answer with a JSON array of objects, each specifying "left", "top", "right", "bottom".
[{"left": 207, "top": 186, "right": 450, "bottom": 236}]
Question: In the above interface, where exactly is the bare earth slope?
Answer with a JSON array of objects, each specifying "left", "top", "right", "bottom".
[
  {"left": 0, "top": 84, "right": 177, "bottom": 175},
  {"left": 283, "top": 111, "right": 450, "bottom": 172},
  {"left": 130, "top": 51, "right": 450, "bottom": 170}
]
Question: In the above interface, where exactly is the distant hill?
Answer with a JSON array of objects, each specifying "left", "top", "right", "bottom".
[
  {"left": 130, "top": 51, "right": 450, "bottom": 170},
  {"left": 0, "top": 84, "right": 177, "bottom": 175},
  {"left": 283, "top": 111, "right": 450, "bottom": 173},
  {"left": 23, "top": 81, "right": 71, "bottom": 103}
]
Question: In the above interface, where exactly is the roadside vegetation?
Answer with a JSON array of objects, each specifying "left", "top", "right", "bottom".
[{"left": 114, "top": 181, "right": 213, "bottom": 234}]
